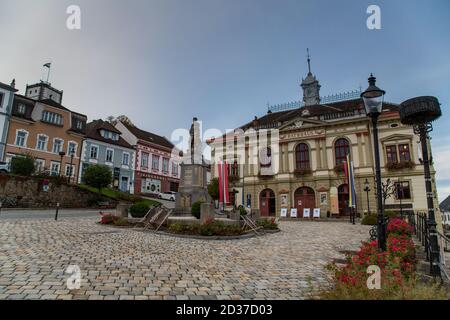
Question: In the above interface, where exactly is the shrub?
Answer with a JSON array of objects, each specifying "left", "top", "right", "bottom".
[
  {"left": 361, "top": 214, "right": 377, "bottom": 225},
  {"left": 239, "top": 206, "right": 247, "bottom": 216},
  {"left": 387, "top": 218, "right": 413, "bottom": 237},
  {"left": 83, "top": 165, "right": 112, "bottom": 193},
  {"left": 113, "top": 217, "right": 130, "bottom": 227},
  {"left": 191, "top": 201, "right": 202, "bottom": 219},
  {"left": 10, "top": 154, "right": 35, "bottom": 176},
  {"left": 385, "top": 210, "right": 399, "bottom": 218},
  {"left": 129, "top": 201, "right": 150, "bottom": 218},
  {"left": 99, "top": 213, "right": 118, "bottom": 225},
  {"left": 207, "top": 178, "right": 219, "bottom": 200},
  {"left": 256, "top": 218, "right": 279, "bottom": 230},
  {"left": 168, "top": 220, "right": 243, "bottom": 236}
]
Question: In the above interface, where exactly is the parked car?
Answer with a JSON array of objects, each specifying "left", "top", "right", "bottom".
[
  {"left": 158, "top": 191, "right": 177, "bottom": 201},
  {"left": 0, "top": 161, "right": 10, "bottom": 173}
]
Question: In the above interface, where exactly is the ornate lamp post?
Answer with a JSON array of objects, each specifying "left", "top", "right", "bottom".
[
  {"left": 58, "top": 151, "right": 66, "bottom": 177},
  {"left": 364, "top": 178, "right": 371, "bottom": 215},
  {"left": 361, "top": 74, "right": 386, "bottom": 251},
  {"left": 399, "top": 96, "right": 442, "bottom": 277}
]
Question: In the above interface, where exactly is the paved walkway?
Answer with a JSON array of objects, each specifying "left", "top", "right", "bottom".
[{"left": 0, "top": 217, "right": 370, "bottom": 300}]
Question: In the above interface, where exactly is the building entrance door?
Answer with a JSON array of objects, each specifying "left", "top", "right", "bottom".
[
  {"left": 294, "top": 187, "right": 315, "bottom": 216},
  {"left": 259, "top": 189, "right": 276, "bottom": 217}
]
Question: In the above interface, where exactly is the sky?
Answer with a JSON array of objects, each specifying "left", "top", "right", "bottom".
[{"left": 1, "top": 0, "right": 449, "bottom": 200}]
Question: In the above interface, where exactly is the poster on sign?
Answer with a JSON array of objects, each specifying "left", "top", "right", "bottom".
[
  {"left": 313, "top": 208, "right": 321, "bottom": 218},
  {"left": 303, "top": 208, "right": 311, "bottom": 218},
  {"left": 280, "top": 208, "right": 287, "bottom": 217},
  {"left": 290, "top": 208, "right": 297, "bottom": 218}
]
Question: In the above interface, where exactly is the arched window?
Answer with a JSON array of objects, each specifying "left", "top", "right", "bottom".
[
  {"left": 335, "top": 138, "right": 350, "bottom": 165},
  {"left": 295, "top": 143, "right": 310, "bottom": 169},
  {"left": 259, "top": 147, "right": 272, "bottom": 168}
]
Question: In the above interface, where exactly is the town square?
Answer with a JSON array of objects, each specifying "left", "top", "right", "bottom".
[{"left": 0, "top": 0, "right": 450, "bottom": 308}]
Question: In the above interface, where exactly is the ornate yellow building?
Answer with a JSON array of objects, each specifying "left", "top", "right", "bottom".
[{"left": 208, "top": 64, "right": 439, "bottom": 219}]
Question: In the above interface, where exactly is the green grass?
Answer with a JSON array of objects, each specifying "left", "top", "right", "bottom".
[{"left": 77, "top": 184, "right": 160, "bottom": 206}]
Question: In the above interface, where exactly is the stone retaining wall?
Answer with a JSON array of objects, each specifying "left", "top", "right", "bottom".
[{"left": 0, "top": 174, "right": 116, "bottom": 208}]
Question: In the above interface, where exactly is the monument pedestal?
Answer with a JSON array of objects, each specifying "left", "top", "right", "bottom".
[{"left": 174, "top": 163, "right": 211, "bottom": 215}]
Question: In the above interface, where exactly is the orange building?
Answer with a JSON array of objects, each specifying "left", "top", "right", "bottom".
[{"left": 4, "top": 82, "right": 86, "bottom": 182}]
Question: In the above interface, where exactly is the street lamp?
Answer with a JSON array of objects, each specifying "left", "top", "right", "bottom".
[
  {"left": 58, "top": 151, "right": 66, "bottom": 177},
  {"left": 361, "top": 74, "right": 386, "bottom": 251},
  {"left": 364, "top": 178, "right": 371, "bottom": 215},
  {"left": 399, "top": 96, "right": 442, "bottom": 277}
]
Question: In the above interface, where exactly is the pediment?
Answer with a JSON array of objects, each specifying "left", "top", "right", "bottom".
[
  {"left": 279, "top": 116, "right": 326, "bottom": 131},
  {"left": 380, "top": 134, "right": 413, "bottom": 143}
]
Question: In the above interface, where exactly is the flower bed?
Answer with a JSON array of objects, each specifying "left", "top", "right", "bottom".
[
  {"left": 168, "top": 219, "right": 244, "bottom": 236},
  {"left": 98, "top": 213, "right": 131, "bottom": 227},
  {"left": 319, "top": 218, "right": 446, "bottom": 299},
  {"left": 256, "top": 218, "right": 279, "bottom": 230}
]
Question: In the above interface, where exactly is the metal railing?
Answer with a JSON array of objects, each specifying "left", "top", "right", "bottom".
[{"left": 407, "top": 212, "right": 450, "bottom": 281}]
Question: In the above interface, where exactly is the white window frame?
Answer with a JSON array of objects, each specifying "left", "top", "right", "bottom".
[
  {"left": 162, "top": 157, "right": 169, "bottom": 173},
  {"left": 52, "top": 138, "right": 64, "bottom": 154},
  {"left": 172, "top": 162, "right": 178, "bottom": 176},
  {"left": 122, "top": 152, "right": 130, "bottom": 166},
  {"left": 141, "top": 152, "right": 149, "bottom": 168},
  {"left": 90, "top": 145, "right": 99, "bottom": 159},
  {"left": 17, "top": 103, "right": 26, "bottom": 114},
  {"left": 34, "top": 159, "right": 46, "bottom": 173},
  {"left": 106, "top": 148, "right": 114, "bottom": 163},
  {"left": 42, "top": 110, "right": 63, "bottom": 125},
  {"left": 50, "top": 161, "right": 61, "bottom": 176},
  {"left": 15, "top": 129, "right": 28, "bottom": 147},
  {"left": 36, "top": 134, "right": 49, "bottom": 151},
  {"left": 65, "top": 164, "right": 75, "bottom": 177},
  {"left": 67, "top": 141, "right": 77, "bottom": 156}
]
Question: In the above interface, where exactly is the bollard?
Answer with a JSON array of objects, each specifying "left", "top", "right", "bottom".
[{"left": 55, "top": 202, "right": 60, "bottom": 221}]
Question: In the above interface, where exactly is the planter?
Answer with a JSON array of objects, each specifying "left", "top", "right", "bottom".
[{"left": 385, "top": 161, "right": 415, "bottom": 171}]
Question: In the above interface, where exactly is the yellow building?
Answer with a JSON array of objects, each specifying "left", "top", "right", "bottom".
[{"left": 208, "top": 64, "right": 438, "bottom": 219}]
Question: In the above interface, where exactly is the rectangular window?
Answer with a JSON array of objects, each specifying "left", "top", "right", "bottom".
[
  {"left": 399, "top": 144, "right": 411, "bottom": 162},
  {"left": 386, "top": 145, "right": 398, "bottom": 164},
  {"left": 42, "top": 111, "right": 63, "bottom": 125},
  {"left": 395, "top": 181, "right": 411, "bottom": 200},
  {"left": 141, "top": 152, "right": 149, "bottom": 168},
  {"left": 35, "top": 159, "right": 45, "bottom": 173},
  {"left": 122, "top": 153, "right": 130, "bottom": 166},
  {"left": 53, "top": 139, "right": 63, "bottom": 153},
  {"left": 15, "top": 131, "right": 26, "bottom": 147},
  {"left": 18, "top": 104, "right": 26, "bottom": 114},
  {"left": 68, "top": 142, "right": 76, "bottom": 155},
  {"left": 36, "top": 135, "right": 47, "bottom": 151},
  {"left": 106, "top": 149, "right": 114, "bottom": 162},
  {"left": 0, "top": 93, "right": 3, "bottom": 107},
  {"left": 76, "top": 120, "right": 83, "bottom": 130},
  {"left": 90, "top": 146, "right": 98, "bottom": 159},
  {"left": 65, "top": 164, "right": 75, "bottom": 177},
  {"left": 162, "top": 158, "right": 169, "bottom": 173},
  {"left": 50, "top": 162, "right": 60, "bottom": 176},
  {"left": 152, "top": 155, "right": 160, "bottom": 171},
  {"left": 172, "top": 162, "right": 178, "bottom": 176}
]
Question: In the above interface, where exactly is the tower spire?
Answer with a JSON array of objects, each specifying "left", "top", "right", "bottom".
[{"left": 307, "top": 48, "right": 311, "bottom": 74}]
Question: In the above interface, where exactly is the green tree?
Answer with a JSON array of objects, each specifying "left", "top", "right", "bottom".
[
  {"left": 208, "top": 177, "right": 220, "bottom": 200},
  {"left": 10, "top": 154, "right": 35, "bottom": 176},
  {"left": 82, "top": 164, "right": 112, "bottom": 193}
]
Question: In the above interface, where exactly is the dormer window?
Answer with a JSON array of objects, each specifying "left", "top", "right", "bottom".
[
  {"left": 17, "top": 104, "right": 26, "bottom": 114},
  {"left": 101, "top": 130, "right": 119, "bottom": 141},
  {"left": 42, "top": 111, "right": 63, "bottom": 125},
  {"left": 76, "top": 120, "right": 83, "bottom": 130}
]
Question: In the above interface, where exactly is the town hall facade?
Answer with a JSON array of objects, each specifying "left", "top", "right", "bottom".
[{"left": 208, "top": 59, "right": 439, "bottom": 218}]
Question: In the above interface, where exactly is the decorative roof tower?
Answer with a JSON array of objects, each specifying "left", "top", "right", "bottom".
[{"left": 300, "top": 48, "right": 321, "bottom": 106}]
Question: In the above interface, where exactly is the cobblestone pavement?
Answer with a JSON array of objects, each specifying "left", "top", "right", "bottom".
[{"left": 0, "top": 217, "right": 370, "bottom": 300}]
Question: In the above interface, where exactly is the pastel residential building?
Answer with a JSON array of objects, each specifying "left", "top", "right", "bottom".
[
  {"left": 4, "top": 81, "right": 87, "bottom": 181},
  {"left": 115, "top": 121, "right": 181, "bottom": 195},
  {"left": 79, "top": 119, "right": 136, "bottom": 193},
  {"left": 0, "top": 80, "right": 18, "bottom": 160}
]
